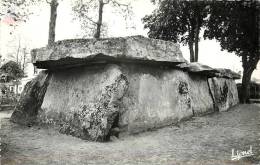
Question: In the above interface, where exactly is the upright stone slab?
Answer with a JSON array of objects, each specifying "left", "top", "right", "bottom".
[
  {"left": 38, "top": 65, "right": 129, "bottom": 141},
  {"left": 208, "top": 68, "right": 240, "bottom": 112},
  {"left": 118, "top": 65, "right": 194, "bottom": 134},
  {"left": 11, "top": 71, "right": 51, "bottom": 125},
  {"left": 176, "top": 62, "right": 240, "bottom": 113},
  {"left": 176, "top": 63, "right": 219, "bottom": 115},
  {"left": 188, "top": 74, "right": 215, "bottom": 115},
  {"left": 208, "top": 77, "right": 239, "bottom": 112}
]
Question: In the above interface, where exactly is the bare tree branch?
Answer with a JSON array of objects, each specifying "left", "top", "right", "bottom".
[
  {"left": 72, "top": 0, "right": 133, "bottom": 38},
  {"left": 46, "top": 0, "right": 51, "bottom": 4},
  {"left": 78, "top": 5, "right": 97, "bottom": 24},
  {"left": 110, "top": 0, "right": 129, "bottom": 7},
  {"left": 84, "top": 15, "right": 97, "bottom": 24}
]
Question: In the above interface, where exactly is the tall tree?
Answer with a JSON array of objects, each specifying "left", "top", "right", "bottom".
[
  {"left": 204, "top": 0, "right": 259, "bottom": 103},
  {"left": 46, "top": 0, "right": 59, "bottom": 46},
  {"left": 73, "top": 0, "right": 132, "bottom": 39},
  {"left": 143, "top": 0, "right": 209, "bottom": 62}
]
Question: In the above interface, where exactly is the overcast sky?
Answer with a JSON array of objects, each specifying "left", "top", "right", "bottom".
[{"left": 0, "top": 0, "right": 259, "bottom": 80}]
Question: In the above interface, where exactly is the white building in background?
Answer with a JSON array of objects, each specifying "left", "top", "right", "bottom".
[{"left": 9, "top": 76, "right": 36, "bottom": 94}]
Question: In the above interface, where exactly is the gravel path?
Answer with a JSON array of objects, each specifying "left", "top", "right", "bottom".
[{"left": 1, "top": 104, "right": 260, "bottom": 165}]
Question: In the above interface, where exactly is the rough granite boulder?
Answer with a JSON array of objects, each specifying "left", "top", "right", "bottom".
[
  {"left": 10, "top": 71, "right": 51, "bottom": 125},
  {"left": 31, "top": 35, "right": 186, "bottom": 69}
]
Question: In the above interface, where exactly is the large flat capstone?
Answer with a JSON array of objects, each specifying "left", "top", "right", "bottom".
[
  {"left": 31, "top": 35, "right": 186, "bottom": 69},
  {"left": 176, "top": 62, "right": 241, "bottom": 79}
]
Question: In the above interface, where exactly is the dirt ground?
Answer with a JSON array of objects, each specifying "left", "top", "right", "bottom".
[{"left": 1, "top": 104, "right": 260, "bottom": 165}]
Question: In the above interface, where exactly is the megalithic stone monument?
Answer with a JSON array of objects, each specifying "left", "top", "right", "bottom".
[{"left": 11, "top": 36, "right": 240, "bottom": 141}]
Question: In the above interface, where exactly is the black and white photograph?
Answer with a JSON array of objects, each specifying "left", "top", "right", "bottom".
[{"left": 0, "top": 0, "right": 259, "bottom": 164}]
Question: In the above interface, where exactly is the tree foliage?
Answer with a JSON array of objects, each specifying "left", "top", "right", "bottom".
[
  {"left": 204, "top": 1, "right": 258, "bottom": 58},
  {"left": 0, "top": 0, "right": 40, "bottom": 27},
  {"left": 143, "top": 0, "right": 209, "bottom": 62},
  {"left": 204, "top": 0, "right": 259, "bottom": 103},
  {"left": 0, "top": 61, "right": 24, "bottom": 80}
]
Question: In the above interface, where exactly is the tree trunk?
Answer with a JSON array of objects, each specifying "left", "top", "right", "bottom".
[
  {"left": 240, "top": 66, "right": 254, "bottom": 103},
  {"left": 194, "top": 16, "right": 199, "bottom": 62},
  {"left": 48, "top": 0, "right": 58, "bottom": 46},
  {"left": 94, "top": 0, "right": 104, "bottom": 39},
  {"left": 188, "top": 22, "right": 195, "bottom": 62},
  {"left": 188, "top": 42, "right": 195, "bottom": 62},
  {"left": 16, "top": 38, "right": 20, "bottom": 65},
  {"left": 240, "top": 54, "right": 259, "bottom": 103},
  {"left": 15, "top": 82, "right": 18, "bottom": 95},
  {"left": 22, "top": 48, "right": 26, "bottom": 72}
]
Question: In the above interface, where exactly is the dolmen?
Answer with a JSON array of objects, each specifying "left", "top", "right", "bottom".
[{"left": 11, "top": 36, "right": 240, "bottom": 141}]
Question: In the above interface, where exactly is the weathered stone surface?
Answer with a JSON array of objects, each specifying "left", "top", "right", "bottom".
[
  {"left": 21, "top": 36, "right": 240, "bottom": 141},
  {"left": 10, "top": 71, "right": 51, "bottom": 125},
  {"left": 188, "top": 74, "right": 215, "bottom": 115},
  {"left": 214, "top": 68, "right": 241, "bottom": 79},
  {"left": 31, "top": 35, "right": 186, "bottom": 69},
  {"left": 208, "top": 77, "right": 239, "bottom": 112},
  {"left": 35, "top": 63, "right": 218, "bottom": 140},
  {"left": 176, "top": 62, "right": 218, "bottom": 77},
  {"left": 176, "top": 63, "right": 241, "bottom": 79},
  {"left": 119, "top": 66, "right": 215, "bottom": 134},
  {"left": 38, "top": 64, "right": 128, "bottom": 141},
  {"left": 119, "top": 66, "right": 193, "bottom": 134}
]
